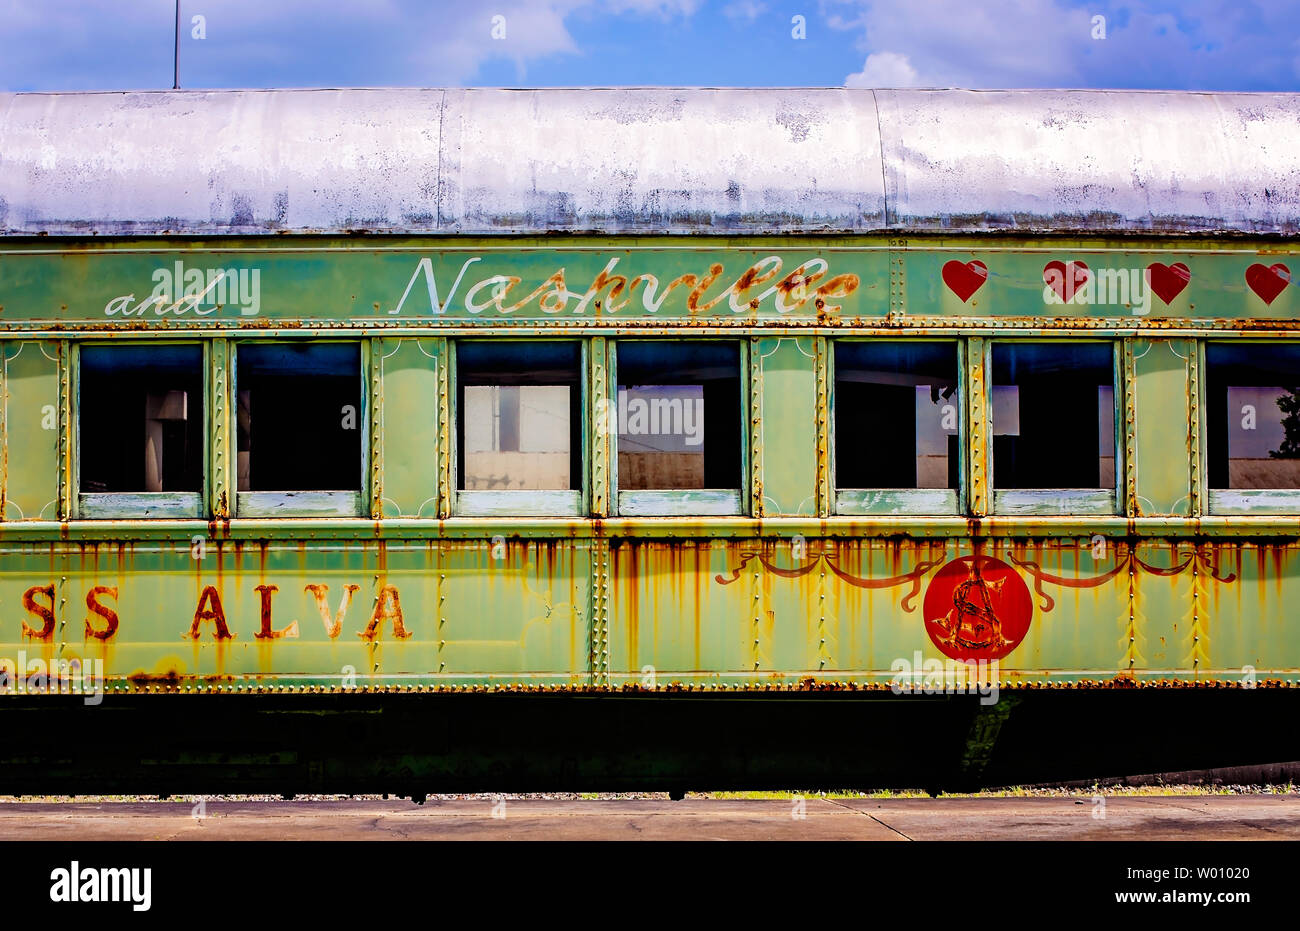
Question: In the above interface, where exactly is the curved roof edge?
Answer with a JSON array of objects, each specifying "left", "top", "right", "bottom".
[{"left": 1, "top": 87, "right": 1298, "bottom": 237}]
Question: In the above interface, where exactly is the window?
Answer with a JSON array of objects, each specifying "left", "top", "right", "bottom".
[
  {"left": 614, "top": 341, "right": 743, "bottom": 515},
  {"left": 455, "top": 341, "right": 583, "bottom": 516},
  {"left": 78, "top": 344, "right": 204, "bottom": 518},
  {"left": 834, "top": 341, "right": 960, "bottom": 514},
  {"left": 990, "top": 342, "right": 1118, "bottom": 514},
  {"left": 1206, "top": 342, "right": 1300, "bottom": 512},
  {"left": 236, "top": 342, "right": 363, "bottom": 516}
]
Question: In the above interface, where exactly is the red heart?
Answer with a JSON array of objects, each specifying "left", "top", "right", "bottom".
[
  {"left": 1043, "top": 260, "right": 1090, "bottom": 303},
  {"left": 1147, "top": 262, "right": 1190, "bottom": 305},
  {"left": 1246, "top": 263, "right": 1290, "bottom": 305},
  {"left": 942, "top": 260, "right": 987, "bottom": 302}
]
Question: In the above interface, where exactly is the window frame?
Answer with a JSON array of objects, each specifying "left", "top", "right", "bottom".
[
  {"left": 988, "top": 338, "right": 1124, "bottom": 517},
  {"left": 231, "top": 338, "right": 369, "bottom": 519},
  {"left": 610, "top": 338, "right": 749, "bottom": 517},
  {"left": 450, "top": 338, "right": 589, "bottom": 518},
  {"left": 73, "top": 339, "right": 209, "bottom": 520},
  {"left": 830, "top": 338, "right": 966, "bottom": 517},
  {"left": 1202, "top": 338, "right": 1300, "bottom": 515}
]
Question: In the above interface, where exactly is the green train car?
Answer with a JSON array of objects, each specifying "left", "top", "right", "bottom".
[{"left": 1, "top": 87, "right": 1299, "bottom": 795}]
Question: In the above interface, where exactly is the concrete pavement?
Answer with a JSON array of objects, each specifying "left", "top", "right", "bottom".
[{"left": 0, "top": 795, "right": 1295, "bottom": 840}]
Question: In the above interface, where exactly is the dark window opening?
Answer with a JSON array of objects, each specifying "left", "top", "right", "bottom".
[
  {"left": 237, "top": 343, "right": 361, "bottom": 492},
  {"left": 992, "top": 342, "right": 1115, "bottom": 490},
  {"left": 79, "top": 345, "right": 203, "bottom": 494},
  {"left": 456, "top": 341, "right": 581, "bottom": 491},
  {"left": 835, "top": 341, "right": 959, "bottom": 490},
  {"left": 1206, "top": 343, "right": 1300, "bottom": 489},
  {"left": 616, "top": 341, "right": 740, "bottom": 490}
]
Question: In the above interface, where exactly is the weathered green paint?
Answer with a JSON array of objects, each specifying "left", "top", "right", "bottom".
[
  {"left": 236, "top": 491, "right": 364, "bottom": 518},
  {"left": 588, "top": 336, "right": 611, "bottom": 519},
  {"left": 967, "top": 336, "right": 989, "bottom": 519},
  {"left": 1209, "top": 489, "right": 1300, "bottom": 513},
  {"left": 813, "top": 336, "right": 831, "bottom": 518},
  {"left": 1, "top": 236, "right": 1297, "bottom": 329},
  {"left": 752, "top": 337, "right": 818, "bottom": 516},
  {"left": 902, "top": 244, "right": 1299, "bottom": 320},
  {"left": 0, "top": 534, "right": 1284, "bottom": 689},
  {"left": 57, "top": 339, "right": 72, "bottom": 520},
  {"left": 457, "top": 490, "right": 583, "bottom": 517},
  {"left": 0, "top": 235, "right": 1298, "bottom": 693},
  {"left": 435, "top": 337, "right": 452, "bottom": 520},
  {"left": 79, "top": 492, "right": 203, "bottom": 519},
  {"left": 616, "top": 491, "right": 743, "bottom": 517},
  {"left": 209, "top": 338, "right": 232, "bottom": 519},
  {"left": 992, "top": 490, "right": 1117, "bottom": 516},
  {"left": 378, "top": 338, "right": 440, "bottom": 518},
  {"left": 1133, "top": 338, "right": 1195, "bottom": 517},
  {"left": 0, "top": 243, "right": 877, "bottom": 325},
  {"left": 0, "top": 540, "right": 589, "bottom": 687},
  {"left": 368, "top": 336, "right": 384, "bottom": 518},
  {"left": 1, "top": 341, "right": 59, "bottom": 520},
  {"left": 1, "top": 515, "right": 1296, "bottom": 540},
  {"left": 836, "top": 488, "right": 959, "bottom": 516}
]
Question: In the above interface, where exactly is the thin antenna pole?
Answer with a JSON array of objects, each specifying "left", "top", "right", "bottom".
[{"left": 173, "top": 0, "right": 180, "bottom": 89}]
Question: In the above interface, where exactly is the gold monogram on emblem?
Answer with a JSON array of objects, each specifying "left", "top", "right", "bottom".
[{"left": 930, "top": 563, "right": 1011, "bottom": 652}]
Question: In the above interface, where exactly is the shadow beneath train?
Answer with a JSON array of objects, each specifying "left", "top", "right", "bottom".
[{"left": 1, "top": 689, "right": 1296, "bottom": 797}]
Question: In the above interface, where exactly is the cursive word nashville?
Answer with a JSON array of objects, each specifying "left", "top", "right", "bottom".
[{"left": 386, "top": 254, "right": 861, "bottom": 316}]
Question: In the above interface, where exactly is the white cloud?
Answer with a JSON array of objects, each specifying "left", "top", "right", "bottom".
[
  {"left": 826, "top": 0, "right": 1300, "bottom": 91},
  {"left": 830, "top": 0, "right": 1092, "bottom": 88},
  {"left": 845, "top": 51, "right": 920, "bottom": 87},
  {"left": 723, "top": 0, "right": 769, "bottom": 22}
]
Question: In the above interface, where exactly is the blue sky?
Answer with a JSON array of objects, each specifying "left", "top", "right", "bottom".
[{"left": 0, "top": 0, "right": 1297, "bottom": 91}]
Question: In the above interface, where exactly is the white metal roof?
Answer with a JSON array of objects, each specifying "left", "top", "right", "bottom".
[{"left": 1, "top": 87, "right": 1297, "bottom": 236}]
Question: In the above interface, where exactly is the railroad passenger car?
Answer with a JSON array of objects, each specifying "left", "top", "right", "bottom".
[{"left": 1, "top": 87, "right": 1299, "bottom": 795}]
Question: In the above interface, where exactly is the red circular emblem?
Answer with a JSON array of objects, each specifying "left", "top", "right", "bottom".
[{"left": 922, "top": 556, "right": 1033, "bottom": 661}]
